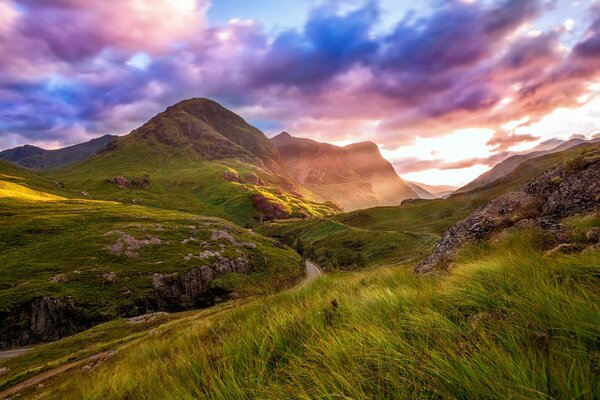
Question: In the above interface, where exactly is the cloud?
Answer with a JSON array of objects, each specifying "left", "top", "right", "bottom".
[
  {"left": 1, "top": 0, "right": 600, "bottom": 189},
  {"left": 486, "top": 132, "right": 540, "bottom": 151}
]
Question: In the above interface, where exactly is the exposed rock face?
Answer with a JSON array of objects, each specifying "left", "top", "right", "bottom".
[
  {"left": 416, "top": 153, "right": 600, "bottom": 273},
  {"left": 252, "top": 194, "right": 292, "bottom": 222},
  {"left": 152, "top": 257, "right": 251, "bottom": 309},
  {"left": 271, "top": 132, "right": 417, "bottom": 210},
  {"left": 0, "top": 296, "right": 94, "bottom": 348},
  {"left": 107, "top": 175, "right": 150, "bottom": 189},
  {"left": 103, "top": 230, "right": 162, "bottom": 258}
]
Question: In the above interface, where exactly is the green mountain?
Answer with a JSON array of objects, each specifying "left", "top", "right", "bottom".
[
  {"left": 0, "top": 134, "right": 117, "bottom": 170},
  {"left": 271, "top": 132, "right": 417, "bottom": 210},
  {"left": 43, "top": 99, "right": 339, "bottom": 227}
]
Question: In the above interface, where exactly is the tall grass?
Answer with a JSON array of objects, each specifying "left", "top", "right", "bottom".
[{"left": 39, "top": 230, "right": 599, "bottom": 399}]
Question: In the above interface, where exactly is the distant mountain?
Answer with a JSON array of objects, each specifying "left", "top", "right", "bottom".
[
  {"left": 406, "top": 181, "right": 456, "bottom": 199},
  {"left": 456, "top": 138, "right": 600, "bottom": 194},
  {"left": 47, "top": 99, "right": 339, "bottom": 226},
  {"left": 0, "top": 134, "right": 117, "bottom": 170},
  {"left": 271, "top": 132, "right": 417, "bottom": 210}
]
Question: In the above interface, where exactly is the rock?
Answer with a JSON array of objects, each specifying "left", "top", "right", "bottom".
[
  {"left": 223, "top": 170, "right": 241, "bottom": 183},
  {"left": 103, "top": 230, "right": 162, "bottom": 258},
  {"left": 586, "top": 228, "right": 600, "bottom": 243},
  {"left": 152, "top": 256, "right": 251, "bottom": 309},
  {"left": 416, "top": 155, "right": 600, "bottom": 273},
  {"left": 107, "top": 176, "right": 150, "bottom": 189},
  {"left": 51, "top": 273, "right": 68, "bottom": 283},
  {"left": 102, "top": 272, "right": 117, "bottom": 284},
  {"left": 544, "top": 243, "right": 585, "bottom": 257},
  {"left": 244, "top": 172, "right": 263, "bottom": 185},
  {"left": 251, "top": 194, "right": 291, "bottom": 222},
  {"left": 0, "top": 367, "right": 9, "bottom": 375}
]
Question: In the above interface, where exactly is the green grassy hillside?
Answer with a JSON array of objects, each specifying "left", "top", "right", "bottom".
[
  {"left": 39, "top": 99, "right": 339, "bottom": 228},
  {"left": 17, "top": 226, "right": 599, "bottom": 399},
  {"left": 0, "top": 161, "right": 304, "bottom": 348}
]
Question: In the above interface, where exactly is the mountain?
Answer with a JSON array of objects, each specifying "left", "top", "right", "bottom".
[
  {"left": 0, "top": 134, "right": 117, "bottom": 170},
  {"left": 271, "top": 132, "right": 417, "bottom": 210},
  {"left": 417, "top": 146, "right": 600, "bottom": 273},
  {"left": 43, "top": 99, "right": 339, "bottom": 227},
  {"left": 456, "top": 137, "right": 600, "bottom": 194},
  {"left": 405, "top": 181, "right": 456, "bottom": 199}
]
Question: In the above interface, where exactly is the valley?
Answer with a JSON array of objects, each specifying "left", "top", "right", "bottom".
[{"left": 0, "top": 99, "right": 599, "bottom": 399}]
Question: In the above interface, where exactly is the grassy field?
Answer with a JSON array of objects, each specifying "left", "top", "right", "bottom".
[
  {"left": 18, "top": 226, "right": 599, "bottom": 399},
  {"left": 0, "top": 161, "right": 305, "bottom": 348},
  {"left": 257, "top": 218, "right": 438, "bottom": 269}
]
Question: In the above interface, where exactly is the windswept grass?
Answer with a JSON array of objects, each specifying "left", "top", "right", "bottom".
[{"left": 31, "top": 229, "right": 600, "bottom": 399}]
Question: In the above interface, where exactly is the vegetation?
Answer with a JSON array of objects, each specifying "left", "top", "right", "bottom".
[
  {"left": 19, "top": 228, "right": 599, "bottom": 399},
  {"left": 257, "top": 218, "right": 437, "bottom": 269},
  {"left": 0, "top": 161, "right": 304, "bottom": 347}
]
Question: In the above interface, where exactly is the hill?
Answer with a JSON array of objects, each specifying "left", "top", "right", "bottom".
[
  {"left": 259, "top": 141, "right": 600, "bottom": 270},
  {"left": 456, "top": 137, "right": 600, "bottom": 194},
  {"left": 0, "top": 135, "right": 117, "bottom": 170},
  {"left": 405, "top": 181, "right": 456, "bottom": 199},
  {"left": 0, "top": 160, "right": 304, "bottom": 348},
  {"left": 41, "top": 99, "right": 339, "bottom": 227},
  {"left": 271, "top": 132, "right": 416, "bottom": 210},
  {"left": 12, "top": 211, "right": 599, "bottom": 399}
]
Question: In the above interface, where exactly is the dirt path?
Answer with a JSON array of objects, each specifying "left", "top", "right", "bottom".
[
  {"left": 0, "top": 261, "right": 324, "bottom": 399},
  {"left": 0, "top": 351, "right": 114, "bottom": 399},
  {"left": 0, "top": 348, "right": 34, "bottom": 360}
]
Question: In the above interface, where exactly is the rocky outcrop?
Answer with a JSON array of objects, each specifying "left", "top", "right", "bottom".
[
  {"left": 107, "top": 175, "right": 150, "bottom": 189},
  {"left": 416, "top": 153, "right": 600, "bottom": 273},
  {"left": 152, "top": 256, "right": 251, "bottom": 309},
  {"left": 252, "top": 194, "right": 291, "bottom": 222},
  {"left": 0, "top": 296, "right": 96, "bottom": 348},
  {"left": 103, "top": 230, "right": 162, "bottom": 258}
]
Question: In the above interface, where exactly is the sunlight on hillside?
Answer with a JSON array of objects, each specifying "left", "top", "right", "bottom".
[{"left": 0, "top": 181, "right": 65, "bottom": 202}]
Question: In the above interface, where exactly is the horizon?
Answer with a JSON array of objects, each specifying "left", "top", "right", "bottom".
[{"left": 1, "top": 0, "right": 600, "bottom": 186}]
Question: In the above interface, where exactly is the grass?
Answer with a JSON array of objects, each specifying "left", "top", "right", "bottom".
[
  {"left": 257, "top": 218, "right": 438, "bottom": 269},
  {"left": 0, "top": 161, "right": 305, "bottom": 348},
  {"left": 43, "top": 133, "right": 337, "bottom": 228},
  {"left": 23, "top": 228, "right": 599, "bottom": 399},
  {"left": 254, "top": 143, "right": 600, "bottom": 270}
]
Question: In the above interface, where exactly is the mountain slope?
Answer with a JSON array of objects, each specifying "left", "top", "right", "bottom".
[
  {"left": 0, "top": 134, "right": 117, "bottom": 170},
  {"left": 0, "top": 160, "right": 304, "bottom": 348},
  {"left": 417, "top": 147, "right": 600, "bottom": 273},
  {"left": 271, "top": 132, "right": 416, "bottom": 210},
  {"left": 43, "top": 99, "right": 339, "bottom": 227},
  {"left": 456, "top": 138, "right": 600, "bottom": 194}
]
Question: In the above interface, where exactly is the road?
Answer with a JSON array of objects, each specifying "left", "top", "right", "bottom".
[
  {"left": 0, "top": 347, "right": 34, "bottom": 360},
  {"left": 0, "top": 260, "right": 324, "bottom": 399},
  {"left": 305, "top": 260, "right": 322, "bottom": 281}
]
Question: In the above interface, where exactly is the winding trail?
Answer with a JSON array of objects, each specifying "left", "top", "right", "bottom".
[{"left": 0, "top": 260, "right": 323, "bottom": 399}]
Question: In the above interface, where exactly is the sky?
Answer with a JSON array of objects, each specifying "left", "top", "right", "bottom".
[{"left": 1, "top": 0, "right": 600, "bottom": 186}]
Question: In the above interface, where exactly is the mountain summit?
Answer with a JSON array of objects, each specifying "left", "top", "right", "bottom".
[
  {"left": 271, "top": 132, "right": 416, "bottom": 210},
  {"left": 126, "top": 98, "right": 282, "bottom": 170}
]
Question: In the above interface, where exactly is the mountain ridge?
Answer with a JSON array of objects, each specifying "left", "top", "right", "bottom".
[
  {"left": 271, "top": 132, "right": 417, "bottom": 210},
  {"left": 0, "top": 134, "right": 117, "bottom": 170}
]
